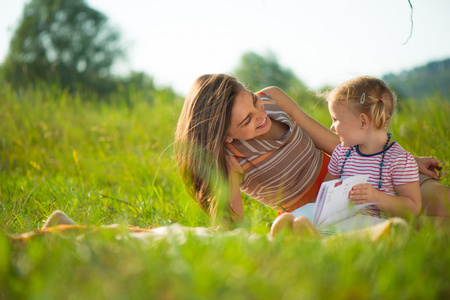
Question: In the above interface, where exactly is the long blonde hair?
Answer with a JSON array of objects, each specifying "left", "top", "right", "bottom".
[
  {"left": 175, "top": 74, "right": 244, "bottom": 219},
  {"left": 328, "top": 76, "right": 396, "bottom": 129}
]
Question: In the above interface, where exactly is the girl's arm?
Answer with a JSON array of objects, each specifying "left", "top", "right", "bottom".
[
  {"left": 260, "top": 86, "right": 340, "bottom": 155},
  {"left": 350, "top": 182, "right": 422, "bottom": 218}
]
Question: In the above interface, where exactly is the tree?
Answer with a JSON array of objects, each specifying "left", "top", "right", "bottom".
[
  {"left": 233, "top": 51, "right": 301, "bottom": 90},
  {"left": 1, "top": 0, "right": 123, "bottom": 94},
  {"left": 233, "top": 51, "right": 313, "bottom": 102},
  {"left": 383, "top": 58, "right": 450, "bottom": 101}
]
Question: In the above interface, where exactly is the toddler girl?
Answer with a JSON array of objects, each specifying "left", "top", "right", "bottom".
[{"left": 271, "top": 76, "right": 421, "bottom": 237}]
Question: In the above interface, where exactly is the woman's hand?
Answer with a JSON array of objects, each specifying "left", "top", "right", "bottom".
[{"left": 415, "top": 156, "right": 445, "bottom": 180}]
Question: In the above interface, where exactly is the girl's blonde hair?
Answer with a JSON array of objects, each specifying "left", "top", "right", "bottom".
[
  {"left": 328, "top": 76, "right": 396, "bottom": 129},
  {"left": 175, "top": 74, "right": 245, "bottom": 220}
]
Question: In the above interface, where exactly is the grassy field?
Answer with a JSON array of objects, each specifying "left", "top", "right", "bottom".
[{"left": 0, "top": 83, "right": 449, "bottom": 299}]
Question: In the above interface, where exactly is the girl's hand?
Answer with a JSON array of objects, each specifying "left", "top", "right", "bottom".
[
  {"left": 349, "top": 183, "right": 381, "bottom": 204},
  {"left": 350, "top": 182, "right": 422, "bottom": 218},
  {"left": 414, "top": 156, "right": 445, "bottom": 180}
]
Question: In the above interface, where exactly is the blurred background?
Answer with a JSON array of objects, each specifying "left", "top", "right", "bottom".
[{"left": 1, "top": 0, "right": 449, "bottom": 99}]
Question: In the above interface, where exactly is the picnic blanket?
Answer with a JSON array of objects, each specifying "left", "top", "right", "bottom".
[{"left": 8, "top": 218, "right": 406, "bottom": 244}]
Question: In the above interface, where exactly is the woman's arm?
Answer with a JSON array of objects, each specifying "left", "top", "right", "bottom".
[
  {"left": 261, "top": 86, "right": 340, "bottom": 155},
  {"left": 226, "top": 156, "right": 244, "bottom": 222},
  {"left": 414, "top": 156, "right": 444, "bottom": 179}
]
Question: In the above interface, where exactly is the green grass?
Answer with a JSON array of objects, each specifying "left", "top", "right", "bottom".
[{"left": 0, "top": 83, "right": 449, "bottom": 299}]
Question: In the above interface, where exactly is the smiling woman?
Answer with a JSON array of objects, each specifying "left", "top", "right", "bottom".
[{"left": 175, "top": 73, "right": 339, "bottom": 223}]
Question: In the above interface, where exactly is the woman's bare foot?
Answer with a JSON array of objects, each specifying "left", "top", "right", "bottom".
[
  {"left": 41, "top": 210, "right": 76, "bottom": 229},
  {"left": 270, "top": 213, "right": 323, "bottom": 240},
  {"left": 292, "top": 216, "right": 323, "bottom": 239},
  {"left": 270, "top": 213, "right": 294, "bottom": 238}
]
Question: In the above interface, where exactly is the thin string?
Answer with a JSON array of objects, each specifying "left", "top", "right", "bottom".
[{"left": 402, "top": 0, "right": 414, "bottom": 45}]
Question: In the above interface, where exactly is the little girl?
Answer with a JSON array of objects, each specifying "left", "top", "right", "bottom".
[{"left": 271, "top": 76, "right": 422, "bottom": 237}]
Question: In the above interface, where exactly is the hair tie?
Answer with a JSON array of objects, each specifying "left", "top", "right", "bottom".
[
  {"left": 378, "top": 98, "right": 383, "bottom": 101},
  {"left": 360, "top": 93, "right": 365, "bottom": 104}
]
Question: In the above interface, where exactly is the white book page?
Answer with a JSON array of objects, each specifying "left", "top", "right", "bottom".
[
  {"left": 312, "top": 179, "right": 337, "bottom": 225},
  {"left": 313, "top": 175, "right": 377, "bottom": 228}
]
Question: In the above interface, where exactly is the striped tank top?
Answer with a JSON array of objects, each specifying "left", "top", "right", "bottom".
[{"left": 224, "top": 93, "right": 323, "bottom": 210}]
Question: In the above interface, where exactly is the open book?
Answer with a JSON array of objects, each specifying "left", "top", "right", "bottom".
[{"left": 292, "top": 175, "right": 384, "bottom": 235}]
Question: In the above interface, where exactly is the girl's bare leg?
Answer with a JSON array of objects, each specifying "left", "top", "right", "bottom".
[{"left": 41, "top": 210, "right": 76, "bottom": 229}]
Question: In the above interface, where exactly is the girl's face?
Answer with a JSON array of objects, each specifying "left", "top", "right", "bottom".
[
  {"left": 328, "top": 101, "right": 365, "bottom": 147},
  {"left": 227, "top": 90, "right": 272, "bottom": 141}
]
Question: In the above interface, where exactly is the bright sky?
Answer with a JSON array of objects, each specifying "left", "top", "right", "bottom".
[{"left": 1, "top": 0, "right": 449, "bottom": 95}]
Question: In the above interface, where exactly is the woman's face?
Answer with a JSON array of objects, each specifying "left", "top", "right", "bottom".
[{"left": 226, "top": 89, "right": 272, "bottom": 141}]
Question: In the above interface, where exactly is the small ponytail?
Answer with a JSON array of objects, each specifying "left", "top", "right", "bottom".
[{"left": 371, "top": 98, "right": 387, "bottom": 129}]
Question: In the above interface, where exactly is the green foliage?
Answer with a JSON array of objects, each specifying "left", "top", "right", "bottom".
[
  {"left": 234, "top": 51, "right": 298, "bottom": 91},
  {"left": 1, "top": 219, "right": 449, "bottom": 299},
  {"left": 0, "top": 0, "right": 123, "bottom": 95},
  {"left": 0, "top": 82, "right": 204, "bottom": 232},
  {"left": 233, "top": 51, "right": 317, "bottom": 104},
  {"left": 0, "top": 83, "right": 449, "bottom": 299},
  {"left": 383, "top": 58, "right": 450, "bottom": 101},
  {"left": 114, "top": 71, "right": 181, "bottom": 106}
]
